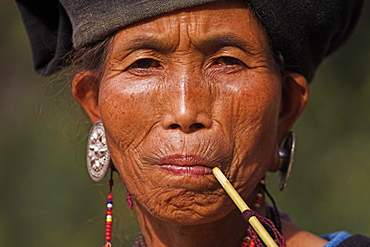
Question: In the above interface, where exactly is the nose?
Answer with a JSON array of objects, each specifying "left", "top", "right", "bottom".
[{"left": 161, "top": 74, "right": 213, "bottom": 133}]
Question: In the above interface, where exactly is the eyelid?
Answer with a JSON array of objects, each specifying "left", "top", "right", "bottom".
[
  {"left": 208, "top": 46, "right": 250, "bottom": 60},
  {"left": 119, "top": 50, "right": 165, "bottom": 70},
  {"left": 215, "top": 56, "right": 246, "bottom": 66},
  {"left": 206, "top": 55, "right": 248, "bottom": 70},
  {"left": 124, "top": 58, "right": 164, "bottom": 76},
  {"left": 128, "top": 58, "right": 161, "bottom": 69}
]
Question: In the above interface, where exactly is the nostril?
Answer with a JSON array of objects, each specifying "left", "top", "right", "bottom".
[
  {"left": 169, "top": 124, "right": 181, "bottom": 129},
  {"left": 190, "top": 123, "right": 205, "bottom": 130},
  {"left": 168, "top": 123, "right": 205, "bottom": 131}
]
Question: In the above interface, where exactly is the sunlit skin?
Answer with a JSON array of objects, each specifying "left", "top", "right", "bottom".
[{"left": 72, "top": 1, "right": 328, "bottom": 246}]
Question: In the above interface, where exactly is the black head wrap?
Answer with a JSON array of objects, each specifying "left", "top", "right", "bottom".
[{"left": 15, "top": 0, "right": 363, "bottom": 82}]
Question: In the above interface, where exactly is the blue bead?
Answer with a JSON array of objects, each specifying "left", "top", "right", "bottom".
[{"left": 107, "top": 200, "right": 113, "bottom": 204}]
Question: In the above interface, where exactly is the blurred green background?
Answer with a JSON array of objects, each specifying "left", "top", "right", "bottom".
[{"left": 1, "top": 1, "right": 370, "bottom": 246}]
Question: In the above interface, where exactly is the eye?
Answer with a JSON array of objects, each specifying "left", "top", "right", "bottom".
[
  {"left": 128, "top": 58, "right": 161, "bottom": 69},
  {"left": 215, "top": 56, "right": 245, "bottom": 66}
]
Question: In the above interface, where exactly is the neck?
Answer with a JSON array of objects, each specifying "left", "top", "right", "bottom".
[{"left": 134, "top": 192, "right": 266, "bottom": 247}]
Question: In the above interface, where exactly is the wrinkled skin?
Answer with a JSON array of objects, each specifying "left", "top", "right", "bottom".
[
  {"left": 73, "top": 2, "right": 316, "bottom": 246},
  {"left": 103, "top": 3, "right": 280, "bottom": 223}
]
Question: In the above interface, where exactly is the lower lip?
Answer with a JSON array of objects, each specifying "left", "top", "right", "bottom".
[{"left": 158, "top": 165, "right": 212, "bottom": 176}]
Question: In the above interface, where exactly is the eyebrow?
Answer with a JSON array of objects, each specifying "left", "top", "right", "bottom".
[
  {"left": 123, "top": 37, "right": 171, "bottom": 52},
  {"left": 196, "top": 35, "right": 261, "bottom": 56}
]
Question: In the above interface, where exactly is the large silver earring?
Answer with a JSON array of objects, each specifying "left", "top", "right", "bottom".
[
  {"left": 278, "top": 131, "right": 295, "bottom": 191},
  {"left": 86, "top": 120, "right": 112, "bottom": 182}
]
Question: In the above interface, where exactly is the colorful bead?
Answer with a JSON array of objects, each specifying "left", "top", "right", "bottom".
[
  {"left": 253, "top": 177, "right": 266, "bottom": 211},
  {"left": 256, "top": 193, "right": 262, "bottom": 200},
  {"left": 103, "top": 175, "right": 115, "bottom": 246},
  {"left": 249, "top": 240, "right": 256, "bottom": 247}
]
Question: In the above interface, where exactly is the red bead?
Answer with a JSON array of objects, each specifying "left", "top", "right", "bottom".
[
  {"left": 105, "top": 236, "right": 111, "bottom": 241},
  {"left": 106, "top": 221, "right": 112, "bottom": 225},
  {"left": 251, "top": 239, "right": 257, "bottom": 247},
  {"left": 107, "top": 194, "right": 113, "bottom": 200},
  {"left": 106, "top": 224, "right": 112, "bottom": 229},
  {"left": 105, "top": 229, "right": 112, "bottom": 233},
  {"left": 107, "top": 210, "right": 112, "bottom": 215},
  {"left": 106, "top": 232, "right": 111, "bottom": 236}
]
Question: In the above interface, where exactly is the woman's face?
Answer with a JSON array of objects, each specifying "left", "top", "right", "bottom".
[{"left": 76, "top": 2, "right": 305, "bottom": 225}]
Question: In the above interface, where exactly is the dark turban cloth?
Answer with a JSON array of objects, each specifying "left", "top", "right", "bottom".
[{"left": 16, "top": 0, "right": 363, "bottom": 82}]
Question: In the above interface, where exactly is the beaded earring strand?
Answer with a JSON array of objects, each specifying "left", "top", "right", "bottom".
[
  {"left": 103, "top": 168, "right": 114, "bottom": 247},
  {"left": 243, "top": 177, "right": 266, "bottom": 247},
  {"left": 254, "top": 177, "right": 265, "bottom": 211},
  {"left": 119, "top": 174, "right": 134, "bottom": 210}
]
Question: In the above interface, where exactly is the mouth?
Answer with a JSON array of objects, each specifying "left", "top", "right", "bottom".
[{"left": 156, "top": 155, "right": 214, "bottom": 176}]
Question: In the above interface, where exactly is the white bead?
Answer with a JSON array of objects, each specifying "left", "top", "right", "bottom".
[
  {"left": 106, "top": 215, "right": 112, "bottom": 219},
  {"left": 107, "top": 203, "right": 113, "bottom": 209}
]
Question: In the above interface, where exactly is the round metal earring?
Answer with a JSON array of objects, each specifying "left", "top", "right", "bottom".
[
  {"left": 86, "top": 120, "right": 112, "bottom": 182},
  {"left": 278, "top": 131, "right": 295, "bottom": 191}
]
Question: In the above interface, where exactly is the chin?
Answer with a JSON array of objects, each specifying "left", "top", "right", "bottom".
[{"left": 135, "top": 187, "right": 234, "bottom": 225}]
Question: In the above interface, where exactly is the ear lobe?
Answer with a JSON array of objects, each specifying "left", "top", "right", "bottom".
[
  {"left": 278, "top": 72, "right": 309, "bottom": 142},
  {"left": 72, "top": 71, "right": 101, "bottom": 123}
]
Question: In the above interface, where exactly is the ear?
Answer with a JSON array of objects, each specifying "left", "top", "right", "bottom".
[
  {"left": 277, "top": 72, "right": 309, "bottom": 143},
  {"left": 72, "top": 70, "right": 101, "bottom": 123},
  {"left": 269, "top": 72, "right": 308, "bottom": 172}
]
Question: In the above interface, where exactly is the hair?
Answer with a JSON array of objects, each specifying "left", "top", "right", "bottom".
[{"left": 70, "top": 35, "right": 115, "bottom": 84}]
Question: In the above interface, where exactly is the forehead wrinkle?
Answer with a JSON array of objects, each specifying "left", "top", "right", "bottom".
[{"left": 171, "top": 13, "right": 196, "bottom": 51}]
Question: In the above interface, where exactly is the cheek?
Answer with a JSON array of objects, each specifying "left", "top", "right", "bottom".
[
  {"left": 213, "top": 70, "right": 281, "bottom": 139},
  {"left": 98, "top": 76, "right": 160, "bottom": 148},
  {"left": 97, "top": 77, "right": 160, "bottom": 184},
  {"left": 213, "top": 72, "right": 281, "bottom": 190}
]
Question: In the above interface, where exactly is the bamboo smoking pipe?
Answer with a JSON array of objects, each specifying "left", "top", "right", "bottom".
[{"left": 212, "top": 167, "right": 278, "bottom": 247}]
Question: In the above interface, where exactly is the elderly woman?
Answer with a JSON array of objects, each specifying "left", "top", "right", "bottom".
[{"left": 16, "top": 0, "right": 368, "bottom": 246}]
